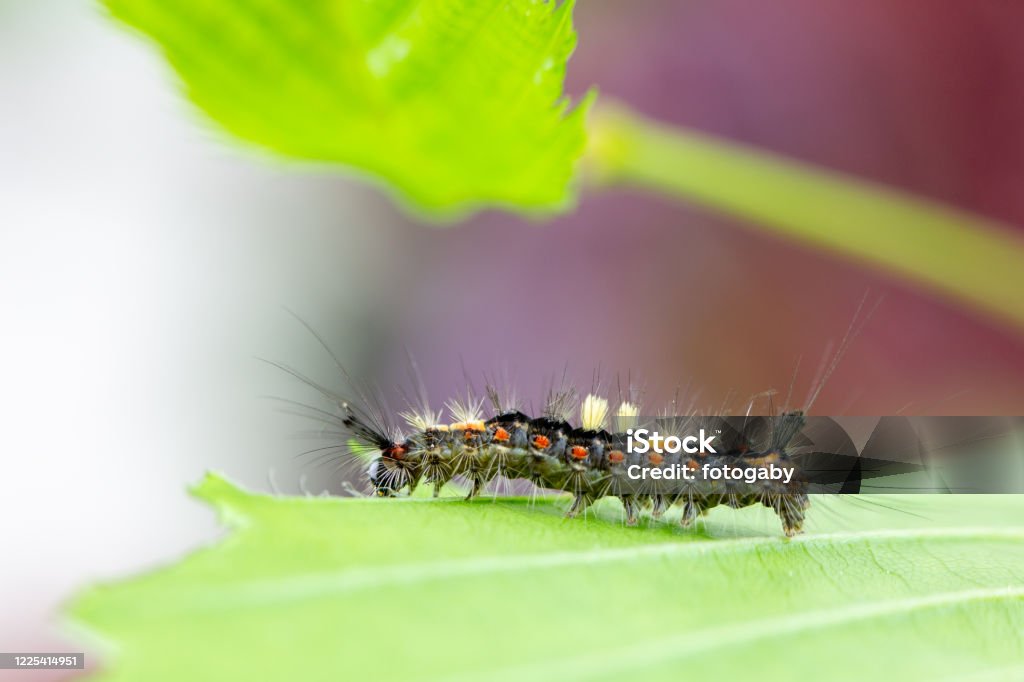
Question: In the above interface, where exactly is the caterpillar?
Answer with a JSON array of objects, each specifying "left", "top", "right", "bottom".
[
  {"left": 336, "top": 388, "right": 812, "bottom": 537},
  {"left": 277, "top": 299, "right": 882, "bottom": 538}
]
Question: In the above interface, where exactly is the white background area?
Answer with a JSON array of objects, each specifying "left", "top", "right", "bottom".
[{"left": 0, "top": 0, "right": 393, "bottom": 652}]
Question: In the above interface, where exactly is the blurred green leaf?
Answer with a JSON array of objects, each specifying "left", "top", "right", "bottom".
[
  {"left": 103, "top": 0, "right": 592, "bottom": 214},
  {"left": 71, "top": 473, "right": 1024, "bottom": 681}
]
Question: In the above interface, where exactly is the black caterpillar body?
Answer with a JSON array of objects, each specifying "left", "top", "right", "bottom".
[{"left": 343, "top": 393, "right": 811, "bottom": 536}]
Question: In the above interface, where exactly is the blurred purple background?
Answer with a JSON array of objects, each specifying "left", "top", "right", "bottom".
[{"left": 3, "top": 0, "right": 1024, "bottom": 671}]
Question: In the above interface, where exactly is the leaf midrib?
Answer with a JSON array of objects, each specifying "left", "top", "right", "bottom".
[{"left": 82, "top": 526, "right": 1024, "bottom": 616}]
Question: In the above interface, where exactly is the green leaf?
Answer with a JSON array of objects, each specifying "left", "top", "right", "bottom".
[
  {"left": 102, "top": 0, "right": 593, "bottom": 214},
  {"left": 70, "top": 473, "right": 1024, "bottom": 681}
]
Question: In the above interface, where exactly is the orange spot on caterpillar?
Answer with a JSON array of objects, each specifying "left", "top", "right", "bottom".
[
  {"left": 608, "top": 450, "right": 625, "bottom": 464},
  {"left": 686, "top": 459, "right": 699, "bottom": 471},
  {"left": 493, "top": 427, "right": 510, "bottom": 442},
  {"left": 386, "top": 446, "right": 407, "bottom": 460},
  {"left": 570, "top": 445, "right": 588, "bottom": 460},
  {"left": 648, "top": 452, "right": 664, "bottom": 466},
  {"left": 532, "top": 435, "right": 551, "bottom": 449}
]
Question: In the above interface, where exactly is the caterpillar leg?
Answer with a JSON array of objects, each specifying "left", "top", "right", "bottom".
[
  {"left": 681, "top": 493, "right": 720, "bottom": 528},
  {"left": 768, "top": 494, "right": 808, "bottom": 537},
  {"left": 680, "top": 500, "right": 700, "bottom": 528},
  {"left": 565, "top": 494, "right": 592, "bottom": 518},
  {"left": 650, "top": 494, "right": 668, "bottom": 519},
  {"left": 465, "top": 476, "right": 485, "bottom": 500},
  {"left": 619, "top": 495, "right": 639, "bottom": 526}
]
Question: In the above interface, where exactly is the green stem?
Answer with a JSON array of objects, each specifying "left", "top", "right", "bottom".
[{"left": 587, "top": 105, "right": 1024, "bottom": 333}]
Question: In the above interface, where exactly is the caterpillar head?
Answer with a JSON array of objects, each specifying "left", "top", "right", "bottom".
[{"left": 367, "top": 444, "right": 412, "bottom": 496}]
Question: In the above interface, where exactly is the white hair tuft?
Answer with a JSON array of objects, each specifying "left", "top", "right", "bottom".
[{"left": 580, "top": 394, "right": 609, "bottom": 431}]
